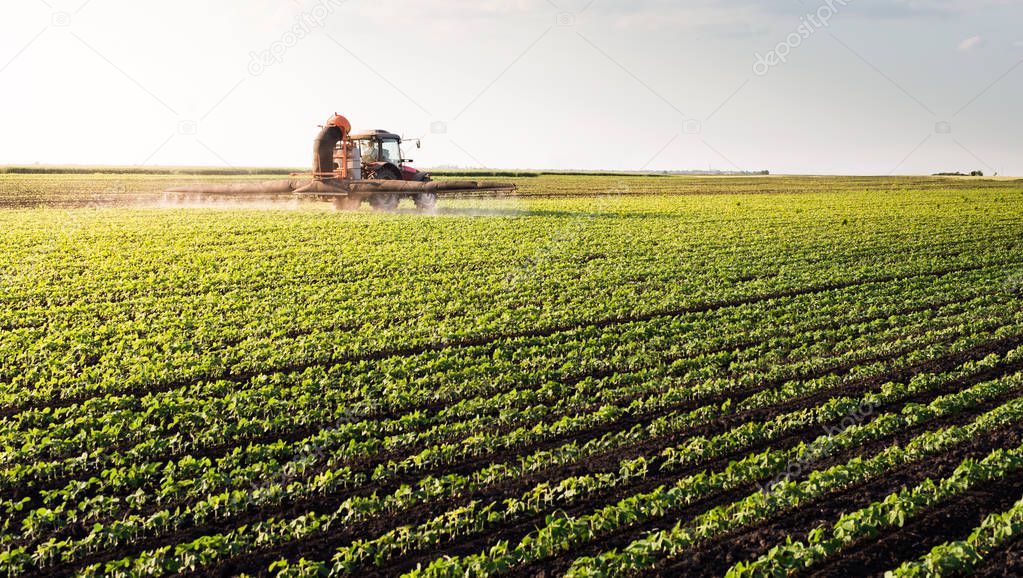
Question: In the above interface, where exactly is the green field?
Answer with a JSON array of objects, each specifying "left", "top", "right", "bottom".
[{"left": 3, "top": 173, "right": 1023, "bottom": 577}]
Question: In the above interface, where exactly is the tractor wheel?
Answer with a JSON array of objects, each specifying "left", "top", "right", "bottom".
[
  {"left": 414, "top": 192, "right": 438, "bottom": 211},
  {"left": 369, "top": 192, "right": 399, "bottom": 211},
  {"left": 368, "top": 165, "right": 402, "bottom": 181}
]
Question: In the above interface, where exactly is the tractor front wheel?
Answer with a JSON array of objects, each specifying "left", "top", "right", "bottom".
[
  {"left": 369, "top": 192, "right": 399, "bottom": 211},
  {"left": 414, "top": 192, "right": 438, "bottom": 211},
  {"left": 367, "top": 165, "right": 402, "bottom": 181}
]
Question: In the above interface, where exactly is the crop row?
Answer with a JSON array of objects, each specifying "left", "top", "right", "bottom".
[
  {"left": 3, "top": 183, "right": 1022, "bottom": 577},
  {"left": 5, "top": 297, "right": 1016, "bottom": 533},
  {"left": 9, "top": 315, "right": 1022, "bottom": 576},
  {"left": 5, "top": 264, "right": 1008, "bottom": 498},
  {"left": 5, "top": 242, "right": 1015, "bottom": 415},
  {"left": 5, "top": 280, "right": 1007, "bottom": 487},
  {"left": 554, "top": 393, "right": 1023, "bottom": 577},
  {"left": 887, "top": 494, "right": 1023, "bottom": 577},
  {"left": 248, "top": 367, "right": 1023, "bottom": 577},
  {"left": 3, "top": 199, "right": 1018, "bottom": 405}
]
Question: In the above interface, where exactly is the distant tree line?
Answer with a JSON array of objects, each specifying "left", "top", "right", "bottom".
[{"left": 933, "top": 170, "right": 986, "bottom": 177}]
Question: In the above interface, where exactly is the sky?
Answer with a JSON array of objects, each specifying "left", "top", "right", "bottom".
[{"left": 2, "top": 0, "right": 1022, "bottom": 175}]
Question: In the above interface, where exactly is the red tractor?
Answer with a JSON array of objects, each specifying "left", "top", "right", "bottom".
[
  {"left": 334, "top": 129, "right": 434, "bottom": 209},
  {"left": 347, "top": 130, "right": 430, "bottom": 182}
]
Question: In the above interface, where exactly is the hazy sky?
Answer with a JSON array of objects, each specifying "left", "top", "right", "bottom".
[{"left": 2, "top": 0, "right": 1022, "bottom": 174}]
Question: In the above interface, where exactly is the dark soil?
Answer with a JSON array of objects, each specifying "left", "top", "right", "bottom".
[
  {"left": 968, "top": 533, "right": 1023, "bottom": 577},
  {"left": 645, "top": 424, "right": 1023, "bottom": 577},
  {"left": 807, "top": 476, "right": 1023, "bottom": 577}
]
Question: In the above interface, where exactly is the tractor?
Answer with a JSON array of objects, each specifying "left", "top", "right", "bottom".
[
  {"left": 334, "top": 129, "right": 435, "bottom": 210},
  {"left": 165, "top": 113, "right": 514, "bottom": 211},
  {"left": 346, "top": 130, "right": 430, "bottom": 182}
]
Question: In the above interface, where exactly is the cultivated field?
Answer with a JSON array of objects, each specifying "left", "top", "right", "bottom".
[{"left": 2, "top": 173, "right": 1023, "bottom": 577}]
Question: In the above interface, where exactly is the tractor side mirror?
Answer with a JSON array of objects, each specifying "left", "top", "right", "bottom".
[{"left": 416, "top": 140, "right": 421, "bottom": 149}]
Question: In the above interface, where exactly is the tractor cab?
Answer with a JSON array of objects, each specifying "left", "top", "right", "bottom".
[{"left": 347, "top": 130, "right": 430, "bottom": 182}]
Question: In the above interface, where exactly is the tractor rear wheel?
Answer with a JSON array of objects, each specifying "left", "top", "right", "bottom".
[
  {"left": 414, "top": 192, "right": 437, "bottom": 211},
  {"left": 369, "top": 192, "right": 399, "bottom": 211},
  {"left": 368, "top": 165, "right": 402, "bottom": 181}
]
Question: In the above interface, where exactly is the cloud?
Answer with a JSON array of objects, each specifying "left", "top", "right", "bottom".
[
  {"left": 901, "top": 0, "right": 1023, "bottom": 11},
  {"left": 863, "top": 0, "right": 1023, "bottom": 16},
  {"left": 345, "top": 0, "right": 1023, "bottom": 31},
  {"left": 1014, "top": 40, "right": 1023, "bottom": 47},
  {"left": 958, "top": 35, "right": 985, "bottom": 51},
  {"left": 600, "top": 0, "right": 1023, "bottom": 33},
  {"left": 609, "top": 3, "right": 768, "bottom": 34},
  {"left": 366, "top": 0, "right": 551, "bottom": 19},
  {"left": 756, "top": 0, "right": 1023, "bottom": 20}
]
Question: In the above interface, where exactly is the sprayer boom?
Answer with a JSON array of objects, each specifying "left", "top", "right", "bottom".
[{"left": 164, "top": 112, "right": 516, "bottom": 211}]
